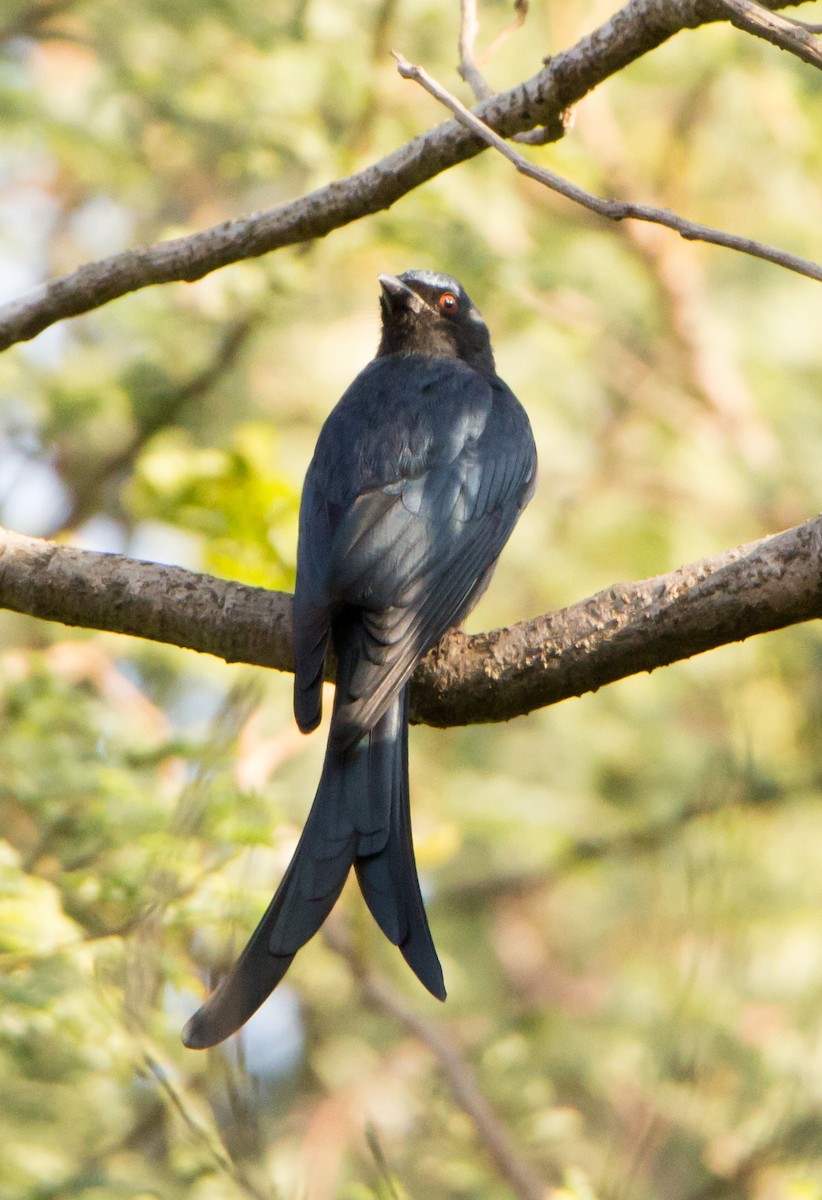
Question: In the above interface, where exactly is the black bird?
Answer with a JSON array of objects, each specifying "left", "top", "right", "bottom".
[{"left": 183, "top": 270, "right": 537, "bottom": 1049}]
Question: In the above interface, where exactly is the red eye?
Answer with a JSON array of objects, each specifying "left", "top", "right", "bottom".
[{"left": 438, "top": 292, "right": 458, "bottom": 314}]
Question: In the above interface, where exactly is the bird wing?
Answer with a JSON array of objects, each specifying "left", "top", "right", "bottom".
[
  {"left": 292, "top": 476, "right": 337, "bottom": 734},
  {"left": 326, "top": 384, "right": 536, "bottom": 748}
]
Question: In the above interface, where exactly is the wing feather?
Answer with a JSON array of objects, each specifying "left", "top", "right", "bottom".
[{"left": 295, "top": 364, "right": 536, "bottom": 749}]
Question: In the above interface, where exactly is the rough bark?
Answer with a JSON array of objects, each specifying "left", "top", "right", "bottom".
[{"left": 2, "top": 518, "right": 820, "bottom": 730}]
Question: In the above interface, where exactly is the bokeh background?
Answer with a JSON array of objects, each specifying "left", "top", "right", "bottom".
[{"left": 2, "top": 1, "right": 822, "bottom": 1197}]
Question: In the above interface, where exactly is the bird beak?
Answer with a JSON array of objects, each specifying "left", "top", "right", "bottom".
[{"left": 378, "top": 274, "right": 430, "bottom": 315}]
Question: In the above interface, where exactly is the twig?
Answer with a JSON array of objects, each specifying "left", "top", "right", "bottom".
[
  {"left": 140, "top": 1043, "right": 272, "bottom": 1200},
  {"left": 0, "top": 0, "right": 78, "bottom": 41},
  {"left": 458, "top": 0, "right": 529, "bottom": 94},
  {"left": 0, "top": 0, "right": 816, "bottom": 350},
  {"left": 392, "top": 52, "right": 822, "bottom": 285},
  {"left": 324, "top": 923, "right": 556, "bottom": 1200},
  {"left": 439, "top": 788, "right": 738, "bottom": 909},
  {"left": 364, "top": 1126, "right": 403, "bottom": 1200},
  {"left": 458, "top": 0, "right": 551, "bottom": 144},
  {"left": 785, "top": 18, "right": 822, "bottom": 33},
  {"left": 714, "top": 0, "right": 822, "bottom": 69},
  {"left": 458, "top": 0, "right": 494, "bottom": 100},
  {"left": 570, "top": 90, "right": 777, "bottom": 470},
  {"left": 50, "top": 312, "right": 259, "bottom": 536},
  {"left": 480, "top": 0, "right": 529, "bottom": 65},
  {"left": 2, "top": 514, "right": 822, "bottom": 731}
]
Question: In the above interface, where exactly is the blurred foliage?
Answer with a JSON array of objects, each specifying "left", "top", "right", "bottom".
[
  {"left": 1, "top": 0, "right": 822, "bottom": 1197},
  {"left": 128, "top": 422, "right": 298, "bottom": 587}
]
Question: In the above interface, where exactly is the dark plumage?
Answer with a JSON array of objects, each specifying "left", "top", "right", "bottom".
[{"left": 182, "top": 271, "right": 537, "bottom": 1049}]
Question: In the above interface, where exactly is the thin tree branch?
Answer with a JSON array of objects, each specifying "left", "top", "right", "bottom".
[
  {"left": 0, "top": 0, "right": 79, "bottom": 42},
  {"left": 457, "top": 0, "right": 530, "bottom": 102},
  {"left": 714, "top": 0, "right": 822, "bottom": 68},
  {"left": 392, "top": 52, "right": 822, "bottom": 285},
  {"left": 0, "top": 0, "right": 815, "bottom": 351},
  {"left": 50, "top": 312, "right": 259, "bottom": 536},
  {"left": 481, "top": 0, "right": 530, "bottom": 66},
  {"left": 2, "top": 516, "right": 821, "bottom": 730},
  {"left": 139, "top": 1043, "right": 271, "bottom": 1200},
  {"left": 458, "top": 0, "right": 551, "bottom": 145},
  {"left": 439, "top": 790, "right": 735, "bottom": 910},
  {"left": 324, "top": 922, "right": 556, "bottom": 1200},
  {"left": 458, "top": 0, "right": 494, "bottom": 101},
  {"left": 568, "top": 88, "right": 778, "bottom": 474}
]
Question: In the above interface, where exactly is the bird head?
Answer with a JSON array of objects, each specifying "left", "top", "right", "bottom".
[{"left": 376, "top": 270, "right": 496, "bottom": 376}]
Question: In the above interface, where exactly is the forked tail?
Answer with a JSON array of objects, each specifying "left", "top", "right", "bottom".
[{"left": 182, "top": 687, "right": 443, "bottom": 1050}]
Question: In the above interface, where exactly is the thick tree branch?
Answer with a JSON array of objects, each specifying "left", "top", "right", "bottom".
[
  {"left": 2, "top": 517, "right": 821, "bottom": 729},
  {"left": 0, "top": 0, "right": 815, "bottom": 352},
  {"left": 0, "top": 525, "right": 297, "bottom": 673},
  {"left": 393, "top": 53, "right": 822, "bottom": 284}
]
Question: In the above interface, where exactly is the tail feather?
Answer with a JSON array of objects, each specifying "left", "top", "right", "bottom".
[
  {"left": 182, "top": 807, "right": 354, "bottom": 1050},
  {"left": 355, "top": 689, "right": 446, "bottom": 1001},
  {"left": 182, "top": 685, "right": 444, "bottom": 1051}
]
